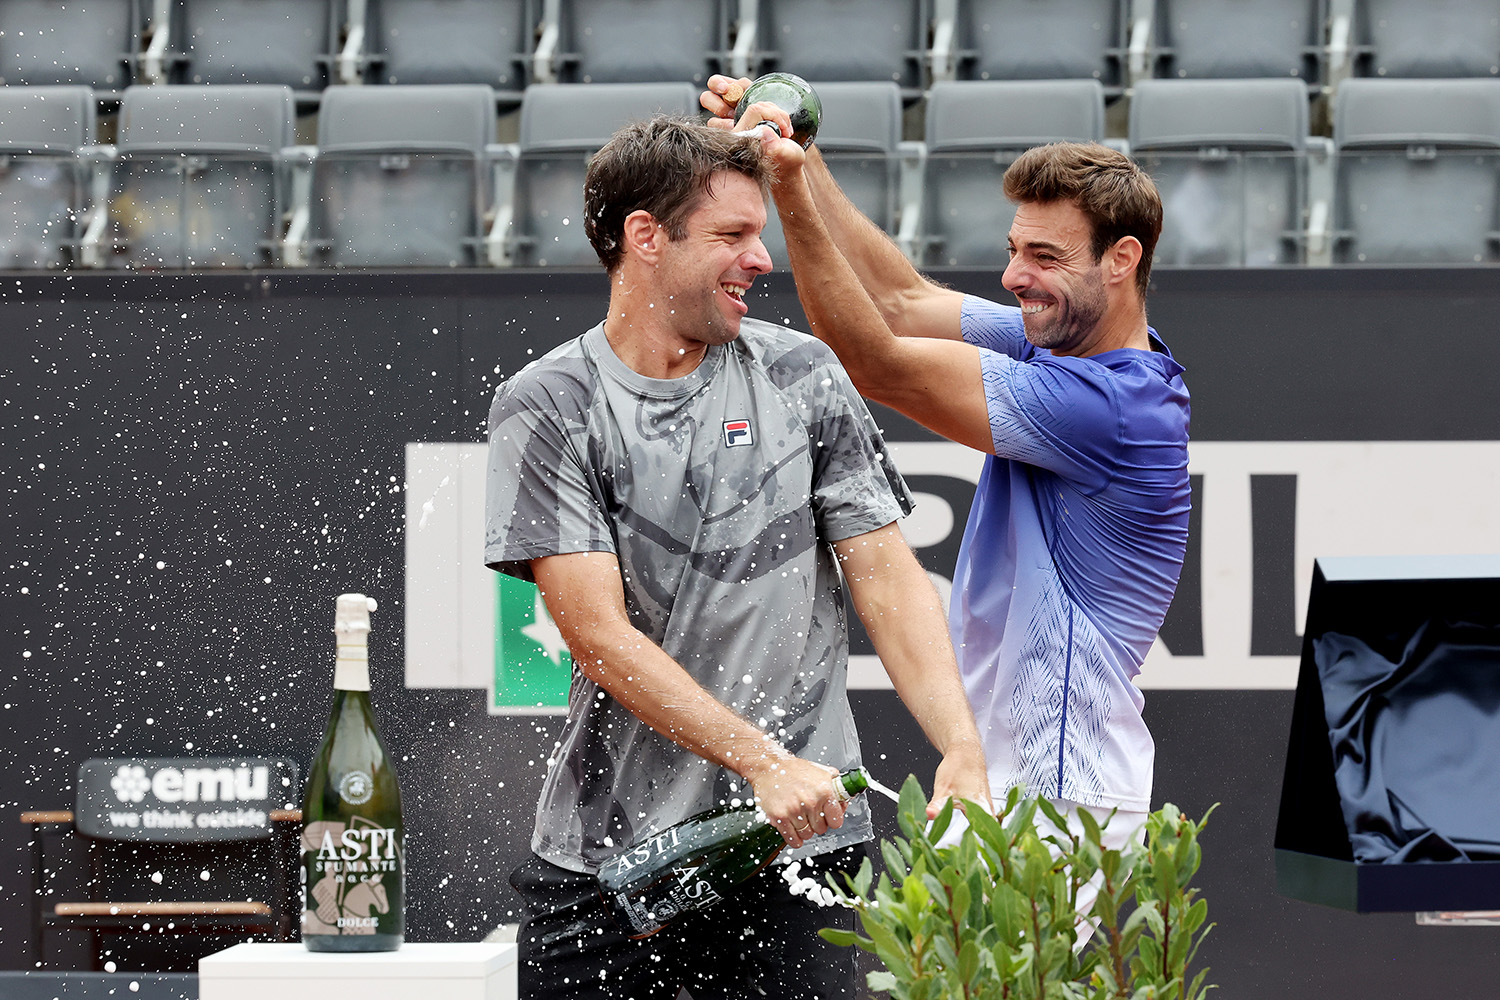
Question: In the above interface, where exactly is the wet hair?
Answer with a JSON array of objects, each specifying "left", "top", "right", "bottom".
[
  {"left": 1003, "top": 141, "right": 1163, "bottom": 299},
  {"left": 584, "top": 115, "right": 773, "bottom": 273}
]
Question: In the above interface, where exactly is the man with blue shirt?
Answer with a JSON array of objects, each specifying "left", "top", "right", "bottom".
[{"left": 704, "top": 81, "right": 1191, "bottom": 889}]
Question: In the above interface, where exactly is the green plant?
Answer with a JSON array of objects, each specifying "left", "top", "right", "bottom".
[{"left": 820, "top": 777, "right": 1215, "bottom": 1000}]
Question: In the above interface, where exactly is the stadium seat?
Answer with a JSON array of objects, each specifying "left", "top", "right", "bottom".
[
  {"left": 1338, "top": 79, "right": 1500, "bottom": 263},
  {"left": 919, "top": 79, "right": 1106, "bottom": 267},
  {"left": 1131, "top": 78, "right": 1310, "bottom": 266},
  {"left": 0, "top": 0, "right": 140, "bottom": 92},
  {"left": 1149, "top": 0, "right": 1325, "bottom": 86},
  {"left": 100, "top": 85, "right": 295, "bottom": 269},
  {"left": 307, "top": 85, "right": 497, "bottom": 267},
  {"left": 169, "top": 0, "right": 336, "bottom": 96},
  {"left": 0, "top": 86, "right": 95, "bottom": 269},
  {"left": 948, "top": 0, "right": 1128, "bottom": 92},
  {"left": 1332, "top": 78, "right": 1500, "bottom": 263},
  {"left": 759, "top": 81, "right": 904, "bottom": 269},
  {"left": 1352, "top": 0, "right": 1500, "bottom": 79},
  {"left": 542, "top": 0, "right": 730, "bottom": 85},
  {"left": 500, "top": 82, "right": 699, "bottom": 268},
  {"left": 750, "top": 0, "right": 929, "bottom": 96},
  {"left": 363, "top": 0, "right": 529, "bottom": 99}
]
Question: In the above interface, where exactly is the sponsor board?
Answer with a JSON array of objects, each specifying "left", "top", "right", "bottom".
[
  {"left": 78, "top": 757, "right": 300, "bottom": 842},
  {"left": 405, "top": 441, "right": 1500, "bottom": 705}
]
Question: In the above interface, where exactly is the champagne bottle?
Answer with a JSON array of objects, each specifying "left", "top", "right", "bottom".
[
  {"left": 597, "top": 768, "right": 869, "bottom": 938},
  {"left": 300, "top": 594, "right": 405, "bottom": 952},
  {"left": 733, "top": 71, "right": 822, "bottom": 148}
]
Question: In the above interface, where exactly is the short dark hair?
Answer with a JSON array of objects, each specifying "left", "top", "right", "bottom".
[
  {"left": 1003, "top": 141, "right": 1163, "bottom": 299},
  {"left": 584, "top": 115, "right": 773, "bottom": 273}
]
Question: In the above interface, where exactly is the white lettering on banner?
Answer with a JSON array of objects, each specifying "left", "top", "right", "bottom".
[
  {"left": 148, "top": 766, "right": 271, "bottom": 804},
  {"left": 405, "top": 441, "right": 1500, "bottom": 694}
]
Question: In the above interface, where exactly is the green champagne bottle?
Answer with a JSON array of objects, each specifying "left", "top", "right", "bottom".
[
  {"left": 597, "top": 768, "right": 869, "bottom": 938},
  {"left": 300, "top": 594, "right": 405, "bottom": 952},
  {"left": 733, "top": 71, "right": 822, "bottom": 148}
]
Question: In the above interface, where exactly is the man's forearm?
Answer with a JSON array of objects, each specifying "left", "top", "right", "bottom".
[
  {"left": 774, "top": 160, "right": 905, "bottom": 393},
  {"left": 836, "top": 528, "right": 988, "bottom": 773},
  {"left": 566, "top": 615, "right": 792, "bottom": 781},
  {"left": 799, "top": 146, "right": 964, "bottom": 341},
  {"left": 803, "top": 147, "right": 924, "bottom": 318},
  {"left": 533, "top": 550, "right": 852, "bottom": 847}
]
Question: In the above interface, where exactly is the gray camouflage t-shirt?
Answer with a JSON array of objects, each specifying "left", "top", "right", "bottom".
[{"left": 485, "top": 318, "right": 913, "bottom": 873}]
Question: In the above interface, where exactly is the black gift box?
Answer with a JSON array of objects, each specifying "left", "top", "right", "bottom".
[{"left": 1275, "top": 555, "right": 1500, "bottom": 912}]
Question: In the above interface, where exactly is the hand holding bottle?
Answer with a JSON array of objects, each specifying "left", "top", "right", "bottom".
[
  {"left": 741, "top": 752, "right": 846, "bottom": 849},
  {"left": 701, "top": 74, "right": 766, "bottom": 129}
]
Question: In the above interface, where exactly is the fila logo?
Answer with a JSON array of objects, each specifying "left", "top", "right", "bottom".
[{"left": 722, "top": 419, "right": 753, "bottom": 447}]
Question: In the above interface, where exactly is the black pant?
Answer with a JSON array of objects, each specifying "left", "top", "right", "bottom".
[{"left": 510, "top": 846, "right": 865, "bottom": 999}]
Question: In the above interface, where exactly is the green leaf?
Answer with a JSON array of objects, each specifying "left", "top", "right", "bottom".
[
  {"left": 867, "top": 970, "right": 898, "bottom": 993},
  {"left": 819, "top": 927, "right": 864, "bottom": 948},
  {"left": 951, "top": 879, "right": 973, "bottom": 925},
  {"left": 933, "top": 934, "right": 960, "bottom": 971},
  {"left": 928, "top": 793, "right": 956, "bottom": 843},
  {"left": 883, "top": 839, "right": 910, "bottom": 881},
  {"left": 958, "top": 938, "right": 981, "bottom": 985},
  {"left": 1075, "top": 804, "right": 1103, "bottom": 846},
  {"left": 897, "top": 773, "right": 930, "bottom": 840},
  {"left": 991, "top": 882, "right": 1031, "bottom": 945},
  {"left": 864, "top": 920, "right": 915, "bottom": 981},
  {"left": 967, "top": 802, "right": 1008, "bottom": 855},
  {"left": 1185, "top": 897, "right": 1208, "bottom": 934},
  {"left": 853, "top": 854, "right": 874, "bottom": 897}
]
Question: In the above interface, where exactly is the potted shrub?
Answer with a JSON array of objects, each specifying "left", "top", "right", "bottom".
[{"left": 820, "top": 777, "right": 1215, "bottom": 1000}]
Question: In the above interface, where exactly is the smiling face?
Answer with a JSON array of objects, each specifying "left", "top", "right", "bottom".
[
  {"left": 1002, "top": 200, "right": 1109, "bottom": 355},
  {"left": 653, "top": 170, "right": 773, "bottom": 349}
]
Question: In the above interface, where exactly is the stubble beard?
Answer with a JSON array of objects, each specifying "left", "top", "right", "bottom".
[{"left": 1024, "top": 267, "right": 1108, "bottom": 352}]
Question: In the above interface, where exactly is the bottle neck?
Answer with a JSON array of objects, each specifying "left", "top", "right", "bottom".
[
  {"left": 836, "top": 768, "right": 870, "bottom": 801},
  {"left": 334, "top": 638, "right": 371, "bottom": 691}
]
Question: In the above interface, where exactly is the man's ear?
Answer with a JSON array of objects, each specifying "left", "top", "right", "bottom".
[
  {"left": 1104, "top": 235, "right": 1143, "bottom": 289},
  {"left": 622, "top": 210, "right": 663, "bottom": 264}
]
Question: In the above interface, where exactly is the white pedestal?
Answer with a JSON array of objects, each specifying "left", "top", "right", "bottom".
[{"left": 199, "top": 942, "right": 518, "bottom": 1000}]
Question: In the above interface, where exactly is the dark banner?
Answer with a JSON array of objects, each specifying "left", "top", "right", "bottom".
[
  {"left": 74, "top": 758, "right": 298, "bottom": 842},
  {"left": 3, "top": 268, "right": 1499, "bottom": 994}
]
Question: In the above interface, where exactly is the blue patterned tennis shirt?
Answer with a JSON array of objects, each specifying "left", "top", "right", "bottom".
[{"left": 955, "top": 295, "right": 1191, "bottom": 812}]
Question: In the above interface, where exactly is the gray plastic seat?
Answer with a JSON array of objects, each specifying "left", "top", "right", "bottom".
[
  {"left": 171, "top": 0, "right": 336, "bottom": 94},
  {"left": 921, "top": 79, "right": 1106, "bottom": 267},
  {"left": 312, "top": 84, "right": 497, "bottom": 267},
  {"left": 0, "top": 86, "right": 95, "bottom": 269},
  {"left": 1333, "top": 79, "right": 1500, "bottom": 264},
  {"left": 759, "top": 81, "right": 902, "bottom": 270},
  {"left": 365, "top": 0, "right": 528, "bottom": 98},
  {"left": 1152, "top": 0, "right": 1324, "bottom": 85},
  {"left": 754, "top": 0, "right": 928, "bottom": 95},
  {"left": 1354, "top": 0, "right": 1500, "bottom": 79},
  {"left": 955, "top": 0, "right": 1127, "bottom": 91},
  {"left": 553, "top": 0, "right": 729, "bottom": 85},
  {"left": 0, "top": 0, "right": 139, "bottom": 92},
  {"left": 1130, "top": 78, "right": 1308, "bottom": 266},
  {"left": 509, "top": 83, "right": 699, "bottom": 268},
  {"left": 108, "top": 85, "right": 294, "bottom": 269}
]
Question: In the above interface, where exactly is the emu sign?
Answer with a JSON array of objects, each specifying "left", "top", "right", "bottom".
[{"left": 77, "top": 757, "right": 300, "bottom": 843}]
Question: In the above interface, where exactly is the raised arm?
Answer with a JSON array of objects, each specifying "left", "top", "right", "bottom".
[
  {"left": 532, "top": 550, "right": 849, "bottom": 848},
  {"left": 755, "top": 128, "right": 997, "bottom": 454},
  {"left": 833, "top": 523, "right": 991, "bottom": 816},
  {"left": 703, "top": 75, "right": 965, "bottom": 342}
]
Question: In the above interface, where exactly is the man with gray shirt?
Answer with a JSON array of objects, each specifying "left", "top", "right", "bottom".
[{"left": 485, "top": 116, "right": 988, "bottom": 998}]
